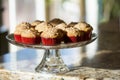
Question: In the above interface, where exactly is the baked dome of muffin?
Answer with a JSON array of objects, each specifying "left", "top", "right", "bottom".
[
  {"left": 35, "top": 22, "right": 53, "bottom": 33},
  {"left": 68, "top": 22, "right": 78, "bottom": 27},
  {"left": 66, "top": 27, "right": 83, "bottom": 37},
  {"left": 21, "top": 29, "right": 37, "bottom": 38},
  {"left": 41, "top": 28, "right": 64, "bottom": 38},
  {"left": 48, "top": 18, "right": 66, "bottom": 27},
  {"left": 15, "top": 22, "right": 31, "bottom": 31},
  {"left": 55, "top": 23, "right": 68, "bottom": 31},
  {"left": 31, "top": 20, "right": 44, "bottom": 27},
  {"left": 14, "top": 22, "right": 31, "bottom": 35},
  {"left": 74, "top": 21, "right": 93, "bottom": 32}
]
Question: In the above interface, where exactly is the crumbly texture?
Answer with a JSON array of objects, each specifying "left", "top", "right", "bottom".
[
  {"left": 74, "top": 22, "right": 93, "bottom": 32},
  {"left": 35, "top": 22, "right": 53, "bottom": 33},
  {"left": 48, "top": 18, "right": 65, "bottom": 27},
  {"left": 0, "top": 69, "right": 80, "bottom": 80},
  {"left": 31, "top": 20, "right": 44, "bottom": 27},
  {"left": 21, "top": 29, "right": 39, "bottom": 38},
  {"left": 14, "top": 29, "right": 22, "bottom": 35},
  {"left": 16, "top": 22, "right": 31, "bottom": 31},
  {"left": 66, "top": 27, "right": 84, "bottom": 37},
  {"left": 55, "top": 23, "right": 68, "bottom": 31},
  {"left": 14, "top": 22, "right": 32, "bottom": 35},
  {"left": 68, "top": 22, "right": 78, "bottom": 27},
  {"left": 41, "top": 28, "right": 64, "bottom": 38}
]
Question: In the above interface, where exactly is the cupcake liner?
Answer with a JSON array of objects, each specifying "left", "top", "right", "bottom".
[
  {"left": 68, "top": 36, "right": 83, "bottom": 43},
  {"left": 84, "top": 32, "right": 92, "bottom": 40},
  {"left": 63, "top": 35, "right": 71, "bottom": 43},
  {"left": 14, "top": 34, "right": 22, "bottom": 43},
  {"left": 41, "top": 37, "right": 61, "bottom": 46},
  {"left": 21, "top": 37, "right": 36, "bottom": 44},
  {"left": 35, "top": 37, "right": 41, "bottom": 44}
]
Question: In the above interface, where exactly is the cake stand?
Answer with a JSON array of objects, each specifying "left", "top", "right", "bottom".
[{"left": 6, "top": 33, "right": 97, "bottom": 73}]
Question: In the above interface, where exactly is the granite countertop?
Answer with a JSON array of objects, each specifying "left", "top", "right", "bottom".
[{"left": 0, "top": 50, "right": 120, "bottom": 80}]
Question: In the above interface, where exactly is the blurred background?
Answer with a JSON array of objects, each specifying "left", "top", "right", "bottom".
[{"left": 0, "top": 0, "right": 120, "bottom": 68}]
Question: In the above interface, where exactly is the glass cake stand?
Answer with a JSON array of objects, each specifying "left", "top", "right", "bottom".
[{"left": 6, "top": 33, "right": 97, "bottom": 73}]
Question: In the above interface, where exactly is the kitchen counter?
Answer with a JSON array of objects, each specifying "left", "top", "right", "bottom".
[{"left": 0, "top": 49, "right": 120, "bottom": 80}]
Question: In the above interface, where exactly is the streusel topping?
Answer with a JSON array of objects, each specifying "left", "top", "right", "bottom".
[
  {"left": 21, "top": 29, "right": 39, "bottom": 38},
  {"left": 16, "top": 22, "right": 31, "bottom": 31},
  {"left": 55, "top": 23, "right": 67, "bottom": 31},
  {"left": 49, "top": 18, "right": 65, "bottom": 27},
  {"left": 31, "top": 20, "right": 44, "bottom": 27},
  {"left": 41, "top": 28, "right": 64, "bottom": 38},
  {"left": 35, "top": 22, "right": 53, "bottom": 33},
  {"left": 66, "top": 27, "right": 84, "bottom": 37},
  {"left": 74, "top": 22, "right": 93, "bottom": 32}
]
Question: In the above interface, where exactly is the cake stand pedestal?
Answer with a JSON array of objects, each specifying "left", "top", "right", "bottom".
[
  {"left": 6, "top": 33, "right": 97, "bottom": 73},
  {"left": 35, "top": 49, "right": 69, "bottom": 73}
]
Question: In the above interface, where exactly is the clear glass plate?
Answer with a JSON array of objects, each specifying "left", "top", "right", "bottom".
[
  {"left": 6, "top": 33, "right": 97, "bottom": 73},
  {"left": 6, "top": 33, "right": 97, "bottom": 49}
]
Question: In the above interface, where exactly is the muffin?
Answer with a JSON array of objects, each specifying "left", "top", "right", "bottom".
[
  {"left": 55, "top": 23, "right": 68, "bottom": 31},
  {"left": 65, "top": 27, "right": 84, "bottom": 43},
  {"left": 15, "top": 22, "right": 31, "bottom": 31},
  {"left": 55, "top": 23, "right": 69, "bottom": 42},
  {"left": 48, "top": 18, "right": 65, "bottom": 27},
  {"left": 31, "top": 20, "right": 44, "bottom": 27},
  {"left": 68, "top": 22, "right": 78, "bottom": 27},
  {"left": 35, "top": 22, "right": 53, "bottom": 33},
  {"left": 14, "top": 22, "right": 31, "bottom": 42},
  {"left": 74, "top": 22, "right": 93, "bottom": 40},
  {"left": 41, "top": 28, "right": 64, "bottom": 45},
  {"left": 21, "top": 29, "right": 41, "bottom": 44}
]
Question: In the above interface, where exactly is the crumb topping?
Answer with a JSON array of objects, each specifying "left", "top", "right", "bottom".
[
  {"left": 41, "top": 28, "right": 64, "bottom": 38},
  {"left": 31, "top": 20, "right": 44, "bottom": 27},
  {"left": 49, "top": 18, "right": 65, "bottom": 27},
  {"left": 68, "top": 22, "right": 78, "bottom": 27},
  {"left": 14, "top": 29, "right": 22, "bottom": 35},
  {"left": 35, "top": 22, "right": 53, "bottom": 33},
  {"left": 74, "top": 22, "right": 93, "bottom": 32},
  {"left": 66, "top": 27, "right": 84, "bottom": 37},
  {"left": 16, "top": 22, "right": 31, "bottom": 31},
  {"left": 21, "top": 29, "right": 39, "bottom": 38},
  {"left": 55, "top": 23, "right": 67, "bottom": 31}
]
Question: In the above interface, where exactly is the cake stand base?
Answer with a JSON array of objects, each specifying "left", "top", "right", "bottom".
[{"left": 35, "top": 49, "right": 69, "bottom": 73}]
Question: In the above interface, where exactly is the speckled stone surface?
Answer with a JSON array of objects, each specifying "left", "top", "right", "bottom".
[{"left": 0, "top": 50, "right": 120, "bottom": 80}]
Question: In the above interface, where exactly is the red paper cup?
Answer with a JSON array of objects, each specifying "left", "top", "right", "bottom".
[
  {"left": 68, "top": 36, "right": 83, "bottom": 43},
  {"left": 41, "top": 37, "right": 61, "bottom": 46},
  {"left": 14, "top": 34, "right": 22, "bottom": 43},
  {"left": 21, "top": 37, "right": 36, "bottom": 44}
]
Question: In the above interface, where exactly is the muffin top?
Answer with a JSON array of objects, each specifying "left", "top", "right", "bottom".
[
  {"left": 31, "top": 20, "right": 44, "bottom": 27},
  {"left": 21, "top": 29, "right": 40, "bottom": 38},
  {"left": 14, "top": 29, "right": 22, "bottom": 35},
  {"left": 48, "top": 18, "right": 65, "bottom": 27},
  {"left": 66, "top": 27, "right": 84, "bottom": 37},
  {"left": 55, "top": 23, "right": 67, "bottom": 31},
  {"left": 35, "top": 22, "right": 53, "bottom": 33},
  {"left": 74, "top": 22, "right": 93, "bottom": 32},
  {"left": 41, "top": 28, "right": 64, "bottom": 38},
  {"left": 15, "top": 22, "right": 31, "bottom": 31},
  {"left": 68, "top": 22, "right": 78, "bottom": 27}
]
